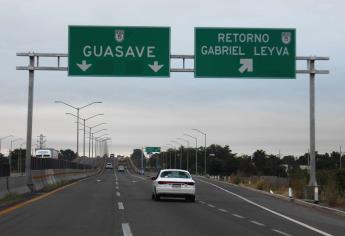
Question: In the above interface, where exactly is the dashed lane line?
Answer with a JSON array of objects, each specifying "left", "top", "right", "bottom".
[
  {"left": 118, "top": 202, "right": 124, "bottom": 210},
  {"left": 272, "top": 229, "right": 292, "bottom": 236},
  {"left": 195, "top": 178, "right": 333, "bottom": 236},
  {"left": 250, "top": 220, "right": 265, "bottom": 227},
  {"left": 207, "top": 204, "right": 215, "bottom": 208},
  {"left": 122, "top": 223, "right": 133, "bottom": 236},
  {"left": 116, "top": 192, "right": 120, "bottom": 197},
  {"left": 116, "top": 186, "right": 119, "bottom": 190},
  {"left": 199, "top": 200, "right": 206, "bottom": 204},
  {"left": 232, "top": 213, "right": 245, "bottom": 219},
  {"left": 218, "top": 208, "right": 228, "bottom": 213}
]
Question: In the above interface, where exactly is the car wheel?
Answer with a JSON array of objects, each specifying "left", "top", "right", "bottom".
[
  {"left": 155, "top": 194, "right": 160, "bottom": 201},
  {"left": 152, "top": 193, "right": 155, "bottom": 200}
]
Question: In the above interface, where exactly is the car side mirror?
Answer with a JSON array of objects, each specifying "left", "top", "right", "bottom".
[{"left": 151, "top": 177, "right": 157, "bottom": 180}]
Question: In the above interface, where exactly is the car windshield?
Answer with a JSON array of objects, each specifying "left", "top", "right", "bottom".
[{"left": 160, "top": 171, "right": 191, "bottom": 179}]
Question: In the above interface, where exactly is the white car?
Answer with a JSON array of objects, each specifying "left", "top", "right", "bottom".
[
  {"left": 105, "top": 163, "right": 113, "bottom": 169},
  {"left": 151, "top": 169, "right": 196, "bottom": 202}
]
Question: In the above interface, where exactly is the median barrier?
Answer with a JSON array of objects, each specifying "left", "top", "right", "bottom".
[
  {"left": 8, "top": 175, "right": 30, "bottom": 195},
  {"left": 0, "top": 177, "right": 9, "bottom": 199}
]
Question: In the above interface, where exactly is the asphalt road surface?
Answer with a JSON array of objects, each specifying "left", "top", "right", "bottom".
[{"left": 0, "top": 168, "right": 344, "bottom": 236}]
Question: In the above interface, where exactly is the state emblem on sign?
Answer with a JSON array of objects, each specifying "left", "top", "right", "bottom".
[
  {"left": 115, "top": 30, "right": 125, "bottom": 42},
  {"left": 281, "top": 32, "right": 291, "bottom": 45}
]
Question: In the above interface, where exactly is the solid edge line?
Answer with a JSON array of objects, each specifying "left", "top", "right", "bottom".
[
  {"left": 0, "top": 179, "right": 80, "bottom": 217},
  {"left": 196, "top": 178, "right": 333, "bottom": 236},
  {"left": 122, "top": 223, "right": 133, "bottom": 236}
]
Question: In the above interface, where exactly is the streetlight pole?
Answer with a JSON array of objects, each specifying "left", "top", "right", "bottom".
[
  {"left": 87, "top": 123, "right": 106, "bottom": 158},
  {"left": 55, "top": 101, "right": 102, "bottom": 156},
  {"left": 66, "top": 113, "right": 104, "bottom": 157},
  {"left": 0, "top": 135, "right": 13, "bottom": 154},
  {"left": 192, "top": 129, "right": 207, "bottom": 175},
  {"left": 166, "top": 144, "right": 173, "bottom": 168},
  {"left": 94, "top": 132, "right": 109, "bottom": 157},
  {"left": 184, "top": 133, "right": 198, "bottom": 175},
  {"left": 178, "top": 138, "right": 190, "bottom": 171}
]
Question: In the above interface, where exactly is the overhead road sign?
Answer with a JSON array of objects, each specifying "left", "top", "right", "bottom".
[
  {"left": 145, "top": 147, "right": 161, "bottom": 153},
  {"left": 195, "top": 27, "right": 296, "bottom": 78},
  {"left": 68, "top": 26, "right": 170, "bottom": 77}
]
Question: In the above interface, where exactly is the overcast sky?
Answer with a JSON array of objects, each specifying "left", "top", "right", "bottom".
[{"left": 0, "top": 0, "right": 344, "bottom": 156}]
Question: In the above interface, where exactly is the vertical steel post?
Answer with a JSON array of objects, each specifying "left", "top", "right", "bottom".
[
  {"left": 308, "top": 59, "right": 318, "bottom": 201},
  {"left": 340, "top": 146, "right": 342, "bottom": 169},
  {"left": 204, "top": 133, "right": 207, "bottom": 174},
  {"left": 195, "top": 139, "right": 198, "bottom": 175},
  {"left": 91, "top": 134, "right": 94, "bottom": 158},
  {"left": 89, "top": 127, "right": 91, "bottom": 158},
  {"left": 25, "top": 55, "right": 34, "bottom": 189},
  {"left": 141, "top": 147, "right": 144, "bottom": 174},
  {"left": 180, "top": 147, "right": 182, "bottom": 169},
  {"left": 76, "top": 108, "right": 80, "bottom": 156},
  {"left": 83, "top": 119, "right": 86, "bottom": 157}
]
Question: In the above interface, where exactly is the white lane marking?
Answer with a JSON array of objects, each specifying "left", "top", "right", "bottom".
[
  {"left": 116, "top": 192, "right": 120, "bottom": 197},
  {"left": 218, "top": 208, "right": 228, "bottom": 213},
  {"left": 118, "top": 202, "right": 124, "bottom": 210},
  {"left": 116, "top": 186, "right": 119, "bottom": 190},
  {"left": 132, "top": 180, "right": 137, "bottom": 183},
  {"left": 122, "top": 223, "right": 133, "bottom": 236},
  {"left": 207, "top": 204, "right": 215, "bottom": 208},
  {"left": 199, "top": 200, "right": 206, "bottom": 204},
  {"left": 232, "top": 213, "right": 245, "bottom": 219},
  {"left": 272, "top": 229, "right": 292, "bottom": 236},
  {"left": 127, "top": 171, "right": 147, "bottom": 181},
  {"left": 250, "top": 220, "right": 265, "bottom": 227},
  {"left": 116, "top": 182, "right": 119, "bottom": 185},
  {"left": 196, "top": 178, "right": 333, "bottom": 236}
]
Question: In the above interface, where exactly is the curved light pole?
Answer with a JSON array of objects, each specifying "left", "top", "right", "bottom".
[
  {"left": 177, "top": 138, "right": 190, "bottom": 171},
  {"left": 93, "top": 130, "right": 108, "bottom": 157},
  {"left": 0, "top": 135, "right": 13, "bottom": 154},
  {"left": 87, "top": 123, "right": 107, "bottom": 158},
  {"left": 55, "top": 100, "right": 102, "bottom": 156},
  {"left": 167, "top": 143, "right": 177, "bottom": 168},
  {"left": 66, "top": 112, "right": 104, "bottom": 157},
  {"left": 184, "top": 133, "right": 198, "bottom": 175},
  {"left": 192, "top": 129, "right": 207, "bottom": 175}
]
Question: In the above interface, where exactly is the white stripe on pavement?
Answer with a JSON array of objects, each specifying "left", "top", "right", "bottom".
[
  {"left": 116, "top": 186, "right": 119, "bottom": 190},
  {"left": 218, "top": 208, "right": 228, "bottom": 213},
  {"left": 199, "top": 200, "right": 206, "bottom": 204},
  {"left": 272, "top": 229, "right": 292, "bottom": 236},
  {"left": 122, "top": 223, "right": 133, "bottom": 236},
  {"left": 116, "top": 192, "right": 120, "bottom": 197},
  {"left": 207, "top": 204, "right": 215, "bottom": 208},
  {"left": 196, "top": 178, "right": 333, "bottom": 236},
  {"left": 250, "top": 220, "right": 265, "bottom": 226},
  {"left": 118, "top": 202, "right": 124, "bottom": 210},
  {"left": 232, "top": 213, "right": 244, "bottom": 219}
]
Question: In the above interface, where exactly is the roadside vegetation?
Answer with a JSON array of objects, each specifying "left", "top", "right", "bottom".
[{"left": 138, "top": 145, "right": 345, "bottom": 208}]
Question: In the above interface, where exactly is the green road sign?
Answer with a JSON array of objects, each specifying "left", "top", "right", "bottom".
[
  {"left": 195, "top": 28, "right": 296, "bottom": 78},
  {"left": 145, "top": 147, "right": 161, "bottom": 153},
  {"left": 68, "top": 26, "right": 170, "bottom": 77}
]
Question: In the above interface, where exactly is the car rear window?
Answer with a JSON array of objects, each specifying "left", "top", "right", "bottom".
[{"left": 160, "top": 171, "right": 191, "bottom": 179}]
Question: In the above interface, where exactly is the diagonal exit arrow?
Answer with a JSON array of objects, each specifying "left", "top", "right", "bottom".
[
  {"left": 239, "top": 58, "right": 253, "bottom": 73},
  {"left": 148, "top": 61, "right": 164, "bottom": 73},
  {"left": 76, "top": 60, "right": 92, "bottom": 72}
]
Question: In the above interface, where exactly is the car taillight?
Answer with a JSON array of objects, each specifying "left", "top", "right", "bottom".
[
  {"left": 158, "top": 181, "right": 168, "bottom": 185},
  {"left": 186, "top": 182, "right": 195, "bottom": 186}
]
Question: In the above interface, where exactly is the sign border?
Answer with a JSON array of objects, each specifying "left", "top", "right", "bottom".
[
  {"left": 194, "top": 27, "right": 296, "bottom": 79},
  {"left": 68, "top": 25, "right": 171, "bottom": 78}
]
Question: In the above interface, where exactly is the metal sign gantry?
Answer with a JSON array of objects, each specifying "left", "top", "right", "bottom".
[{"left": 17, "top": 52, "right": 329, "bottom": 201}]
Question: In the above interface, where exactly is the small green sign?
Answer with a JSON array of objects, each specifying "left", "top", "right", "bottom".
[
  {"left": 145, "top": 147, "right": 161, "bottom": 153},
  {"left": 195, "top": 28, "right": 296, "bottom": 78},
  {"left": 68, "top": 26, "right": 170, "bottom": 77}
]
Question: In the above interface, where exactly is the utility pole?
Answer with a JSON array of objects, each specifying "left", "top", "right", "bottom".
[
  {"left": 192, "top": 129, "right": 207, "bottom": 175},
  {"left": 340, "top": 146, "right": 342, "bottom": 169},
  {"left": 184, "top": 134, "right": 198, "bottom": 175}
]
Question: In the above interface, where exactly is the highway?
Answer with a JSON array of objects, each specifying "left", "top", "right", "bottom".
[{"left": 0, "top": 167, "right": 344, "bottom": 236}]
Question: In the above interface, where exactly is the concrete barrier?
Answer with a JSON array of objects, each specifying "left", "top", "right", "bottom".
[
  {"left": 1, "top": 168, "right": 98, "bottom": 199},
  {"left": 7, "top": 175, "right": 30, "bottom": 195},
  {"left": 0, "top": 177, "right": 9, "bottom": 199}
]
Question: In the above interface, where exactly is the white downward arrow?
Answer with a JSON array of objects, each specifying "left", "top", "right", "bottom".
[
  {"left": 238, "top": 58, "right": 253, "bottom": 73},
  {"left": 148, "top": 61, "right": 164, "bottom": 73},
  {"left": 76, "top": 60, "right": 92, "bottom": 72}
]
